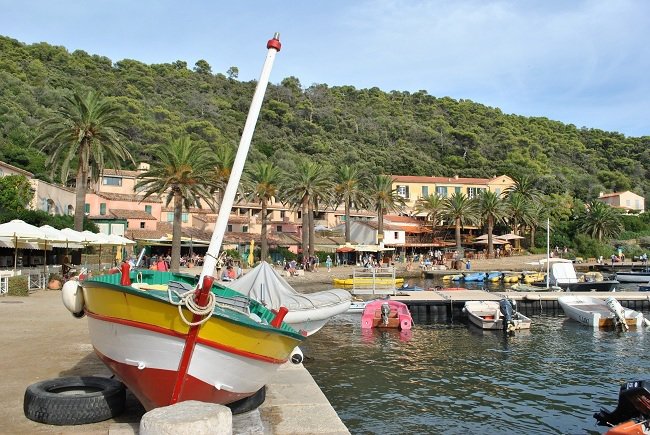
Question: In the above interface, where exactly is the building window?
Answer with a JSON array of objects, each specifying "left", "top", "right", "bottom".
[
  {"left": 67, "top": 205, "right": 74, "bottom": 216},
  {"left": 145, "top": 205, "right": 152, "bottom": 214},
  {"left": 297, "top": 211, "right": 301, "bottom": 219},
  {"left": 182, "top": 213, "right": 188, "bottom": 223},
  {"left": 436, "top": 186, "right": 448, "bottom": 197},
  {"left": 166, "top": 212, "right": 174, "bottom": 222},
  {"left": 102, "top": 176, "right": 122, "bottom": 186},
  {"left": 85, "top": 203, "right": 90, "bottom": 214},
  {"left": 455, "top": 186, "right": 461, "bottom": 194},
  {"left": 140, "top": 222, "right": 145, "bottom": 229},
  {"left": 227, "top": 225, "right": 233, "bottom": 232},
  {"left": 466, "top": 187, "right": 485, "bottom": 198},
  {"left": 394, "top": 232, "right": 399, "bottom": 239},
  {"left": 100, "top": 203, "right": 106, "bottom": 215},
  {"left": 46, "top": 199, "right": 55, "bottom": 215},
  {"left": 280, "top": 210, "right": 286, "bottom": 218},
  {"left": 495, "top": 188, "right": 501, "bottom": 196},
  {"left": 242, "top": 225, "right": 248, "bottom": 233},
  {"left": 276, "top": 225, "right": 282, "bottom": 232},
  {"left": 396, "top": 185, "right": 409, "bottom": 198},
  {"left": 626, "top": 199, "right": 631, "bottom": 206},
  {"left": 421, "top": 186, "right": 428, "bottom": 197}
]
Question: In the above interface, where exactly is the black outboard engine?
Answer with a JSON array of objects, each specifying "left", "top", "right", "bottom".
[
  {"left": 499, "top": 298, "right": 516, "bottom": 331},
  {"left": 594, "top": 380, "right": 650, "bottom": 427},
  {"left": 380, "top": 303, "right": 391, "bottom": 326}
]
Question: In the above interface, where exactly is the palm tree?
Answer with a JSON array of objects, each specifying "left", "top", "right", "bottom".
[
  {"left": 504, "top": 174, "right": 541, "bottom": 203},
  {"left": 442, "top": 192, "right": 478, "bottom": 254},
  {"left": 135, "top": 136, "right": 214, "bottom": 272},
  {"left": 33, "top": 90, "right": 133, "bottom": 231},
  {"left": 333, "top": 165, "right": 368, "bottom": 243},
  {"left": 415, "top": 193, "right": 445, "bottom": 234},
  {"left": 367, "top": 175, "right": 405, "bottom": 247},
  {"left": 242, "top": 161, "right": 284, "bottom": 262},
  {"left": 577, "top": 200, "right": 623, "bottom": 241},
  {"left": 210, "top": 143, "right": 236, "bottom": 209},
  {"left": 284, "top": 161, "right": 332, "bottom": 260},
  {"left": 476, "top": 190, "right": 508, "bottom": 258},
  {"left": 506, "top": 192, "right": 534, "bottom": 249}
]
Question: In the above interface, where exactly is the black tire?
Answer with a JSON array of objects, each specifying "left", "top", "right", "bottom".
[
  {"left": 24, "top": 376, "right": 126, "bottom": 425},
  {"left": 226, "top": 386, "right": 266, "bottom": 415}
]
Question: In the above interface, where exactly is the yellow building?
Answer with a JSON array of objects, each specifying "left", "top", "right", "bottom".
[{"left": 391, "top": 174, "right": 515, "bottom": 211}]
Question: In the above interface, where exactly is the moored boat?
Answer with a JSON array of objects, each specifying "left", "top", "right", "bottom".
[
  {"left": 486, "top": 271, "right": 502, "bottom": 282},
  {"left": 521, "top": 271, "right": 545, "bottom": 284},
  {"left": 594, "top": 380, "right": 650, "bottom": 434},
  {"left": 510, "top": 282, "right": 562, "bottom": 292},
  {"left": 463, "top": 299, "right": 532, "bottom": 331},
  {"left": 361, "top": 300, "right": 413, "bottom": 330},
  {"left": 615, "top": 269, "right": 650, "bottom": 283},
  {"left": 539, "top": 260, "right": 619, "bottom": 291},
  {"left": 503, "top": 272, "right": 520, "bottom": 283},
  {"left": 61, "top": 34, "right": 306, "bottom": 411},
  {"left": 558, "top": 295, "right": 648, "bottom": 330},
  {"left": 333, "top": 276, "right": 404, "bottom": 289},
  {"left": 464, "top": 272, "right": 487, "bottom": 282},
  {"left": 229, "top": 261, "right": 351, "bottom": 336}
]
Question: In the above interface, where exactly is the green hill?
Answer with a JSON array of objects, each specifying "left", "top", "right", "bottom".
[{"left": 0, "top": 35, "right": 648, "bottom": 206}]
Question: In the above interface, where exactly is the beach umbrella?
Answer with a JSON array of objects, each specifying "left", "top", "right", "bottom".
[
  {"left": 499, "top": 233, "right": 525, "bottom": 240},
  {"left": 0, "top": 220, "right": 48, "bottom": 272},
  {"left": 248, "top": 239, "right": 255, "bottom": 267},
  {"left": 38, "top": 225, "right": 72, "bottom": 273}
]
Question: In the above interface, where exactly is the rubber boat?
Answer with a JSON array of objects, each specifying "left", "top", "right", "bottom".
[
  {"left": 441, "top": 274, "right": 463, "bottom": 281},
  {"left": 510, "top": 282, "right": 561, "bottom": 292},
  {"left": 333, "top": 276, "right": 404, "bottom": 288},
  {"left": 502, "top": 272, "right": 520, "bottom": 283},
  {"left": 558, "top": 295, "right": 649, "bottom": 330},
  {"left": 521, "top": 271, "right": 545, "bottom": 284},
  {"left": 464, "top": 272, "right": 487, "bottom": 282},
  {"left": 463, "top": 299, "right": 531, "bottom": 331},
  {"left": 594, "top": 380, "right": 650, "bottom": 434},
  {"left": 486, "top": 271, "right": 502, "bottom": 282},
  {"left": 361, "top": 300, "right": 412, "bottom": 330},
  {"left": 61, "top": 34, "right": 306, "bottom": 411},
  {"left": 229, "top": 261, "right": 351, "bottom": 336}
]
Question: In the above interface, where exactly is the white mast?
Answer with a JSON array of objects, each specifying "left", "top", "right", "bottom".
[
  {"left": 199, "top": 33, "right": 282, "bottom": 285},
  {"left": 546, "top": 217, "right": 550, "bottom": 289}
]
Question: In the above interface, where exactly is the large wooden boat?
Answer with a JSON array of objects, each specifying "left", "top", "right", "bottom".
[
  {"left": 61, "top": 34, "right": 307, "bottom": 411},
  {"left": 463, "top": 300, "right": 532, "bottom": 331},
  {"left": 558, "top": 295, "right": 647, "bottom": 329}
]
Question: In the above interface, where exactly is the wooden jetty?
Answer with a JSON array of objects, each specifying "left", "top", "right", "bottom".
[{"left": 392, "top": 290, "right": 650, "bottom": 323}]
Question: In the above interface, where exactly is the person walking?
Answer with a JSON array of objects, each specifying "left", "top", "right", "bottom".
[{"left": 325, "top": 255, "right": 332, "bottom": 272}]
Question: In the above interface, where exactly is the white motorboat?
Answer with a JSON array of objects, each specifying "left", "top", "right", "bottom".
[
  {"left": 463, "top": 299, "right": 532, "bottom": 331},
  {"left": 614, "top": 269, "right": 650, "bottom": 283},
  {"left": 558, "top": 295, "right": 648, "bottom": 330},
  {"left": 229, "top": 261, "right": 351, "bottom": 335}
]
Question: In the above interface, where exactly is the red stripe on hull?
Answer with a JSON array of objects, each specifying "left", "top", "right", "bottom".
[
  {"left": 86, "top": 310, "right": 287, "bottom": 364},
  {"left": 95, "top": 349, "right": 252, "bottom": 411}
]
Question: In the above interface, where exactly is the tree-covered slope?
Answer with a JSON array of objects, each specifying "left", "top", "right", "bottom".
[{"left": 0, "top": 35, "right": 648, "bottom": 205}]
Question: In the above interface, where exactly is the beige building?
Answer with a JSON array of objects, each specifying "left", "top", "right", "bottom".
[
  {"left": 597, "top": 191, "right": 645, "bottom": 214},
  {"left": 391, "top": 174, "right": 515, "bottom": 211}
]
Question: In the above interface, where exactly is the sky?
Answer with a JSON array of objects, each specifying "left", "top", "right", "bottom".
[{"left": 1, "top": 0, "right": 649, "bottom": 137}]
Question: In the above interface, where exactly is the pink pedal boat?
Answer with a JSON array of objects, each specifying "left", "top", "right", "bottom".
[{"left": 361, "top": 300, "right": 413, "bottom": 330}]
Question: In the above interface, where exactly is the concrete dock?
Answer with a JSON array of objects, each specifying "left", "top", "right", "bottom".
[{"left": 0, "top": 290, "right": 349, "bottom": 434}]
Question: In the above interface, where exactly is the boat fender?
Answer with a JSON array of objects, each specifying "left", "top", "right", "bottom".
[
  {"left": 290, "top": 346, "right": 303, "bottom": 364},
  {"left": 270, "top": 306, "right": 289, "bottom": 328},
  {"left": 61, "top": 280, "right": 85, "bottom": 318},
  {"left": 120, "top": 262, "right": 131, "bottom": 286}
]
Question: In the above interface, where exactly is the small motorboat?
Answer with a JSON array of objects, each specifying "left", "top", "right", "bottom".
[
  {"left": 463, "top": 299, "right": 531, "bottom": 332},
  {"left": 558, "top": 295, "right": 649, "bottom": 330},
  {"left": 594, "top": 380, "right": 650, "bottom": 434},
  {"left": 615, "top": 269, "right": 650, "bottom": 283},
  {"left": 361, "top": 300, "right": 412, "bottom": 330}
]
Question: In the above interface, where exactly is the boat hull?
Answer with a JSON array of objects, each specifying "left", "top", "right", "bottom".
[
  {"left": 615, "top": 271, "right": 650, "bottom": 283},
  {"left": 361, "top": 300, "right": 412, "bottom": 330},
  {"left": 81, "top": 275, "right": 303, "bottom": 410},
  {"left": 464, "top": 301, "right": 531, "bottom": 330},
  {"left": 558, "top": 296, "right": 644, "bottom": 329}
]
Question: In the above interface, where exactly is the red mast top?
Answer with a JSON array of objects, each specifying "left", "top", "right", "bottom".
[{"left": 267, "top": 32, "right": 281, "bottom": 52}]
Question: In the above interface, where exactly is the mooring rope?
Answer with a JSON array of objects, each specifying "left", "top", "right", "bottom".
[{"left": 167, "top": 287, "right": 216, "bottom": 327}]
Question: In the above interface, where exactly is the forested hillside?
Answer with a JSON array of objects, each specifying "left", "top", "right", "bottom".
[{"left": 1, "top": 35, "right": 648, "bottom": 206}]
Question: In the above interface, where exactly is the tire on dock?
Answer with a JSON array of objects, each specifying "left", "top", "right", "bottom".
[{"left": 24, "top": 376, "right": 126, "bottom": 425}]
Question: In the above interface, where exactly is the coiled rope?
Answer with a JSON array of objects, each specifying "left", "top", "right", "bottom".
[{"left": 167, "top": 287, "right": 217, "bottom": 327}]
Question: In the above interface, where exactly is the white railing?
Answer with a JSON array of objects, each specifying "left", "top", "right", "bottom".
[{"left": 352, "top": 267, "right": 397, "bottom": 295}]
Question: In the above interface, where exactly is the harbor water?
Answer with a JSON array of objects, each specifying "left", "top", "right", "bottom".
[{"left": 303, "top": 280, "right": 650, "bottom": 434}]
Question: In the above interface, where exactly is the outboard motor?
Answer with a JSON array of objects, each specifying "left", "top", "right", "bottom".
[
  {"left": 605, "top": 296, "right": 629, "bottom": 331},
  {"left": 594, "top": 380, "right": 650, "bottom": 429},
  {"left": 380, "top": 303, "right": 391, "bottom": 326},
  {"left": 499, "top": 298, "right": 516, "bottom": 332}
]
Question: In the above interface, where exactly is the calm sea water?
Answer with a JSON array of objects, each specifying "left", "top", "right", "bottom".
[{"left": 302, "top": 281, "right": 650, "bottom": 435}]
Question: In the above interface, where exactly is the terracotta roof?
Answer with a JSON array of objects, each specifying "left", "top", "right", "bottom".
[
  {"left": 101, "top": 168, "right": 140, "bottom": 177},
  {"left": 95, "top": 192, "right": 162, "bottom": 203},
  {"left": 125, "top": 228, "right": 167, "bottom": 239},
  {"left": 598, "top": 192, "right": 624, "bottom": 199},
  {"left": 384, "top": 215, "right": 423, "bottom": 224},
  {"left": 391, "top": 175, "right": 491, "bottom": 185},
  {"left": 362, "top": 221, "right": 404, "bottom": 231},
  {"left": 110, "top": 209, "right": 157, "bottom": 220},
  {"left": 0, "top": 160, "right": 33, "bottom": 177}
]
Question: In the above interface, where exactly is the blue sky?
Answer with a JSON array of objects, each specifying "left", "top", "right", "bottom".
[{"left": 2, "top": 0, "right": 649, "bottom": 137}]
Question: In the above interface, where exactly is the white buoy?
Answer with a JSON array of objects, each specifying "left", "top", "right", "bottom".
[{"left": 61, "top": 280, "right": 85, "bottom": 317}]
